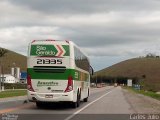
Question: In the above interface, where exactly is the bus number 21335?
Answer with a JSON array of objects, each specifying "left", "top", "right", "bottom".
[{"left": 37, "top": 59, "right": 62, "bottom": 64}]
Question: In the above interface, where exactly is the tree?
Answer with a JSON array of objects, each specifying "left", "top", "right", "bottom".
[
  {"left": 0, "top": 48, "right": 8, "bottom": 57},
  {"left": 146, "top": 53, "right": 156, "bottom": 58}
]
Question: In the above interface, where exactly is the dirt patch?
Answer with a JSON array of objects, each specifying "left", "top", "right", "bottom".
[{"left": 122, "top": 89, "right": 160, "bottom": 114}]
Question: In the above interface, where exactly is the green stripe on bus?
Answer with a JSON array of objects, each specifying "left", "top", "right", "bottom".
[
  {"left": 62, "top": 45, "right": 70, "bottom": 56},
  {"left": 27, "top": 68, "right": 89, "bottom": 81}
]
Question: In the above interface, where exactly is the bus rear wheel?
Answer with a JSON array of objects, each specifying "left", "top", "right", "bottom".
[
  {"left": 36, "top": 102, "right": 44, "bottom": 108},
  {"left": 83, "top": 89, "right": 89, "bottom": 102},
  {"left": 72, "top": 92, "right": 80, "bottom": 108},
  {"left": 83, "top": 97, "right": 88, "bottom": 102}
]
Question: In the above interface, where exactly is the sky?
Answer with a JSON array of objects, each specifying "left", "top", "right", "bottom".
[{"left": 1, "top": 0, "right": 160, "bottom": 71}]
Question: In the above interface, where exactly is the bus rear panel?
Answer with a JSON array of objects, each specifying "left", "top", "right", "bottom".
[{"left": 27, "top": 40, "right": 90, "bottom": 107}]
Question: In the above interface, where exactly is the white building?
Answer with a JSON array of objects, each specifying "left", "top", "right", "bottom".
[
  {"left": 2, "top": 74, "right": 16, "bottom": 83},
  {"left": 11, "top": 67, "right": 20, "bottom": 82}
]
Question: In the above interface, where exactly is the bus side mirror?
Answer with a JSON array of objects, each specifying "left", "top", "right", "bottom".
[{"left": 89, "top": 66, "right": 94, "bottom": 75}]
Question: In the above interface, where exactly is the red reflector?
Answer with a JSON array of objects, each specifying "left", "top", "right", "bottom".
[
  {"left": 27, "top": 74, "right": 35, "bottom": 92},
  {"left": 65, "top": 76, "right": 73, "bottom": 92},
  {"left": 31, "top": 40, "right": 36, "bottom": 43}
]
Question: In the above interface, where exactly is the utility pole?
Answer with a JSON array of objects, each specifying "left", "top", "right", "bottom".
[
  {"left": 0, "top": 62, "right": 2, "bottom": 92},
  {"left": 0, "top": 62, "right": 4, "bottom": 91},
  {"left": 96, "top": 73, "right": 97, "bottom": 87},
  {"left": 0, "top": 67, "right": 1, "bottom": 92},
  {"left": 0, "top": 48, "right": 8, "bottom": 92},
  {"left": 1, "top": 65, "right": 4, "bottom": 91}
]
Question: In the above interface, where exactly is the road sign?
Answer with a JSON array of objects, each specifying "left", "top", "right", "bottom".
[{"left": 127, "top": 79, "right": 132, "bottom": 87}]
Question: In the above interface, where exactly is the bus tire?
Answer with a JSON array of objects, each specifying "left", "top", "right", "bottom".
[
  {"left": 77, "top": 91, "right": 81, "bottom": 107},
  {"left": 83, "top": 97, "right": 88, "bottom": 102},
  {"left": 36, "top": 102, "right": 43, "bottom": 108},
  {"left": 72, "top": 92, "right": 80, "bottom": 108},
  {"left": 83, "top": 89, "right": 89, "bottom": 102},
  {"left": 72, "top": 102, "right": 77, "bottom": 108}
]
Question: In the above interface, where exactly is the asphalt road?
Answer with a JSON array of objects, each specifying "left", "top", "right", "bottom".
[{"left": 0, "top": 86, "right": 135, "bottom": 120}]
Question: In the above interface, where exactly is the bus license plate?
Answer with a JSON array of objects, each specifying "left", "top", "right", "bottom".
[{"left": 45, "top": 95, "right": 53, "bottom": 98}]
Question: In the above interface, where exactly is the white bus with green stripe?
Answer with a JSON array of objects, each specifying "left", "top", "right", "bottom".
[{"left": 27, "top": 40, "right": 92, "bottom": 108}]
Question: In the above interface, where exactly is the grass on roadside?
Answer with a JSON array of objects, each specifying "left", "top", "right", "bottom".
[
  {"left": 0, "top": 90, "right": 27, "bottom": 98},
  {"left": 124, "top": 87, "right": 160, "bottom": 101}
]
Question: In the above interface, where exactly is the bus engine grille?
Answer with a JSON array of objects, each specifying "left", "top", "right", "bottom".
[{"left": 33, "top": 66, "right": 66, "bottom": 73}]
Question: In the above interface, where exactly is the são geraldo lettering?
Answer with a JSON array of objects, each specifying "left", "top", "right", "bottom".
[{"left": 36, "top": 45, "right": 56, "bottom": 56}]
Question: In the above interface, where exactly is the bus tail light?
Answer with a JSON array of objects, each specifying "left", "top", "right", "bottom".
[
  {"left": 27, "top": 74, "right": 35, "bottom": 92},
  {"left": 65, "top": 76, "right": 73, "bottom": 92},
  {"left": 31, "top": 40, "right": 36, "bottom": 43}
]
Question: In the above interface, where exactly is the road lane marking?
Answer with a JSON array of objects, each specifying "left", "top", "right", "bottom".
[{"left": 64, "top": 89, "right": 113, "bottom": 120}]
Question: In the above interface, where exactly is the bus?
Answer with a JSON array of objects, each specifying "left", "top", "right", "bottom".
[{"left": 27, "top": 40, "right": 93, "bottom": 108}]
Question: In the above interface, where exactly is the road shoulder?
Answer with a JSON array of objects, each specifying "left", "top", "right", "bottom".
[
  {"left": 0, "top": 96, "right": 27, "bottom": 103},
  {"left": 122, "top": 88, "right": 160, "bottom": 114}
]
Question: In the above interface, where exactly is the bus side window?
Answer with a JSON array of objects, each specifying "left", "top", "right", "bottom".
[{"left": 89, "top": 66, "right": 94, "bottom": 75}]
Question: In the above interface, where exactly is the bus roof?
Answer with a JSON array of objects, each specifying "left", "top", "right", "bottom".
[
  {"left": 29, "top": 40, "right": 89, "bottom": 61},
  {"left": 31, "top": 40, "right": 70, "bottom": 44}
]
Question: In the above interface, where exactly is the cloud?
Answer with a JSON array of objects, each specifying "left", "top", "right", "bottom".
[
  {"left": 0, "top": 26, "right": 61, "bottom": 55},
  {"left": 7, "top": 0, "right": 160, "bottom": 15},
  {"left": 1, "top": 0, "right": 160, "bottom": 70}
]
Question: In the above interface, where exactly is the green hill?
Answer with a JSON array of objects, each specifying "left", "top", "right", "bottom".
[
  {"left": 96, "top": 58, "right": 160, "bottom": 91},
  {"left": 1, "top": 47, "right": 160, "bottom": 91},
  {"left": 0, "top": 48, "right": 27, "bottom": 74}
]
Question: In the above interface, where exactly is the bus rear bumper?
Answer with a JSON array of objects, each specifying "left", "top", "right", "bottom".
[{"left": 27, "top": 90, "right": 74, "bottom": 102}]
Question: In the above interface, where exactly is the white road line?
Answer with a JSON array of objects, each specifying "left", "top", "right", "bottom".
[{"left": 64, "top": 90, "right": 113, "bottom": 120}]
